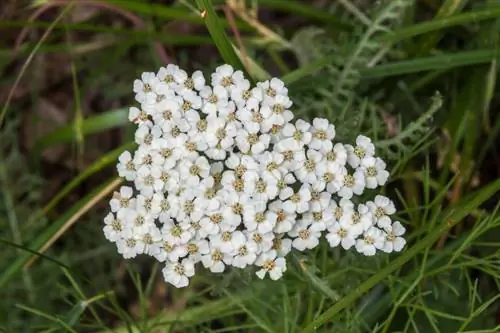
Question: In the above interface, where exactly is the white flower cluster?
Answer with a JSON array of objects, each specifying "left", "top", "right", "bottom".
[{"left": 103, "top": 64, "right": 406, "bottom": 288}]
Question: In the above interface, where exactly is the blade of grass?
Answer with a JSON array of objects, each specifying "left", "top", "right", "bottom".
[
  {"left": 0, "top": 4, "right": 71, "bottom": 127},
  {"left": 299, "top": 178, "right": 500, "bottom": 333},
  {"left": 36, "top": 142, "right": 135, "bottom": 218},
  {"left": 195, "top": 0, "right": 251, "bottom": 80},
  {"left": 26, "top": 178, "right": 122, "bottom": 268},
  {"left": 16, "top": 304, "right": 78, "bottom": 333},
  {"left": 33, "top": 108, "right": 128, "bottom": 152},
  {"left": 256, "top": 0, "right": 351, "bottom": 30},
  {"left": 409, "top": 0, "right": 469, "bottom": 55},
  {"left": 109, "top": 0, "right": 251, "bottom": 30},
  {"left": 360, "top": 48, "right": 500, "bottom": 78},
  {"left": 386, "top": 6, "right": 500, "bottom": 43},
  {"left": 0, "top": 178, "right": 121, "bottom": 288}
]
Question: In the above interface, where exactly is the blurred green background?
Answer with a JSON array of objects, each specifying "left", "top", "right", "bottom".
[{"left": 0, "top": 0, "right": 499, "bottom": 332}]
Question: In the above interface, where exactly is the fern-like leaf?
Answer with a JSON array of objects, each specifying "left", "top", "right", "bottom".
[
  {"left": 376, "top": 92, "right": 443, "bottom": 160},
  {"left": 331, "top": 0, "right": 410, "bottom": 109}
]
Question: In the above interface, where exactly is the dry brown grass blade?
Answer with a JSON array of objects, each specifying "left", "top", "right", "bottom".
[{"left": 24, "top": 177, "right": 122, "bottom": 268}]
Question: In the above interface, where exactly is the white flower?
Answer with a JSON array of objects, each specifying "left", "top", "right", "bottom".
[
  {"left": 360, "top": 156, "right": 389, "bottom": 189},
  {"left": 128, "top": 106, "right": 150, "bottom": 125},
  {"left": 202, "top": 243, "right": 233, "bottom": 273},
  {"left": 163, "top": 258, "right": 195, "bottom": 288},
  {"left": 260, "top": 94, "right": 294, "bottom": 133},
  {"left": 337, "top": 170, "right": 365, "bottom": 199},
  {"left": 103, "top": 211, "right": 126, "bottom": 242},
  {"left": 117, "top": 151, "right": 137, "bottom": 181},
  {"left": 308, "top": 118, "right": 335, "bottom": 152},
  {"left": 282, "top": 184, "right": 311, "bottom": 214},
  {"left": 109, "top": 186, "right": 135, "bottom": 212},
  {"left": 346, "top": 135, "right": 375, "bottom": 168},
  {"left": 194, "top": 176, "right": 221, "bottom": 212},
  {"left": 151, "top": 98, "right": 182, "bottom": 131},
  {"left": 302, "top": 208, "right": 330, "bottom": 232},
  {"left": 289, "top": 220, "right": 322, "bottom": 251},
  {"left": 255, "top": 250, "right": 286, "bottom": 280},
  {"left": 243, "top": 202, "right": 277, "bottom": 234},
  {"left": 157, "top": 64, "right": 181, "bottom": 85},
  {"left": 314, "top": 162, "right": 347, "bottom": 193},
  {"left": 136, "top": 193, "right": 161, "bottom": 218},
  {"left": 269, "top": 200, "right": 296, "bottom": 233},
  {"left": 247, "top": 176, "right": 279, "bottom": 202},
  {"left": 326, "top": 222, "right": 357, "bottom": 250},
  {"left": 200, "top": 84, "right": 228, "bottom": 116},
  {"left": 125, "top": 209, "right": 154, "bottom": 235},
  {"left": 134, "top": 165, "right": 163, "bottom": 196},
  {"left": 174, "top": 70, "right": 205, "bottom": 96},
  {"left": 324, "top": 143, "right": 348, "bottom": 167},
  {"left": 211, "top": 64, "right": 244, "bottom": 92},
  {"left": 209, "top": 230, "right": 246, "bottom": 254},
  {"left": 179, "top": 155, "right": 210, "bottom": 186},
  {"left": 245, "top": 230, "right": 274, "bottom": 253},
  {"left": 381, "top": 221, "right": 406, "bottom": 253},
  {"left": 279, "top": 119, "right": 312, "bottom": 149},
  {"left": 339, "top": 203, "right": 373, "bottom": 237},
  {"left": 154, "top": 238, "right": 186, "bottom": 262},
  {"left": 108, "top": 65, "right": 405, "bottom": 288},
  {"left": 161, "top": 219, "right": 193, "bottom": 245},
  {"left": 274, "top": 145, "right": 306, "bottom": 171},
  {"left": 367, "top": 195, "right": 396, "bottom": 229},
  {"left": 308, "top": 188, "right": 331, "bottom": 212},
  {"left": 116, "top": 236, "right": 143, "bottom": 259},
  {"left": 232, "top": 240, "right": 259, "bottom": 268},
  {"left": 236, "top": 130, "right": 270, "bottom": 155},
  {"left": 135, "top": 124, "right": 162, "bottom": 149},
  {"left": 184, "top": 239, "right": 210, "bottom": 263},
  {"left": 355, "top": 227, "right": 385, "bottom": 256},
  {"left": 271, "top": 236, "right": 292, "bottom": 257},
  {"left": 258, "top": 78, "right": 288, "bottom": 99},
  {"left": 236, "top": 107, "right": 264, "bottom": 134},
  {"left": 205, "top": 117, "right": 237, "bottom": 160},
  {"left": 225, "top": 153, "right": 259, "bottom": 175},
  {"left": 136, "top": 224, "right": 162, "bottom": 256},
  {"left": 133, "top": 72, "right": 159, "bottom": 103},
  {"left": 294, "top": 149, "right": 324, "bottom": 185}
]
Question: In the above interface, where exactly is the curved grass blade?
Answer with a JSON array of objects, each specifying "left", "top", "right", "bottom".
[
  {"left": 108, "top": 0, "right": 252, "bottom": 31},
  {"left": 258, "top": 0, "right": 352, "bottom": 30},
  {"left": 195, "top": 0, "right": 252, "bottom": 81},
  {"left": 387, "top": 7, "right": 500, "bottom": 43},
  {"left": 40, "top": 141, "right": 135, "bottom": 216},
  {"left": 299, "top": 178, "right": 500, "bottom": 333},
  {"left": 0, "top": 178, "right": 121, "bottom": 288},
  {"left": 33, "top": 108, "right": 128, "bottom": 152},
  {"left": 360, "top": 48, "right": 500, "bottom": 78},
  {"left": 16, "top": 304, "right": 78, "bottom": 333}
]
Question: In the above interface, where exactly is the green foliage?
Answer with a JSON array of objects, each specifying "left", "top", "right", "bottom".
[{"left": 1, "top": 0, "right": 500, "bottom": 332}]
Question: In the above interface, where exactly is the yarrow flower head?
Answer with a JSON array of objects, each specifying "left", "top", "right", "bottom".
[{"left": 105, "top": 64, "right": 406, "bottom": 288}]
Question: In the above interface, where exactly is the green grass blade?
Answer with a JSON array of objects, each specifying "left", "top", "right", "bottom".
[
  {"left": 39, "top": 141, "right": 135, "bottom": 216},
  {"left": 360, "top": 48, "right": 500, "bottom": 78},
  {"left": 0, "top": 178, "right": 120, "bottom": 289},
  {"left": 0, "top": 20, "right": 215, "bottom": 45},
  {"left": 257, "top": 0, "right": 352, "bottom": 30},
  {"left": 16, "top": 304, "right": 78, "bottom": 333},
  {"left": 387, "top": 7, "right": 500, "bottom": 43},
  {"left": 108, "top": 0, "right": 251, "bottom": 30},
  {"left": 281, "top": 54, "right": 336, "bottom": 85},
  {"left": 299, "top": 178, "right": 500, "bottom": 333},
  {"left": 195, "top": 0, "right": 251, "bottom": 80},
  {"left": 33, "top": 108, "right": 128, "bottom": 152}
]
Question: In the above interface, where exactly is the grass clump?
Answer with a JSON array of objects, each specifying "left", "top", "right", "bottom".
[{"left": 0, "top": 0, "right": 499, "bottom": 332}]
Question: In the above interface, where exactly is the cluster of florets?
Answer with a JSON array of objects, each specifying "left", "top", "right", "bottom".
[{"left": 103, "top": 64, "right": 406, "bottom": 288}]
